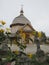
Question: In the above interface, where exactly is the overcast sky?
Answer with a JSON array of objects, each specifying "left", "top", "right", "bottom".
[{"left": 0, "top": 0, "right": 49, "bottom": 36}]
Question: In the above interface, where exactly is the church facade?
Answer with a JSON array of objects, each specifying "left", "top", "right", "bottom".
[{"left": 10, "top": 8, "right": 37, "bottom": 54}]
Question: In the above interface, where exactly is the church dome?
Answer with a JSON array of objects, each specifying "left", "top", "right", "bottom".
[{"left": 10, "top": 8, "right": 31, "bottom": 27}]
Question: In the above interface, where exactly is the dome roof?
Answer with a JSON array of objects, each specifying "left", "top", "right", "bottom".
[{"left": 10, "top": 9, "right": 31, "bottom": 27}]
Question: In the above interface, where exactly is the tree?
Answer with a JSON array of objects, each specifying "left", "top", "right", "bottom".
[{"left": 40, "top": 32, "right": 46, "bottom": 43}]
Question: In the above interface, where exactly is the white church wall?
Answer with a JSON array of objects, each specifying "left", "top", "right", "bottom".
[
  {"left": 11, "top": 26, "right": 23, "bottom": 33},
  {"left": 23, "top": 25, "right": 33, "bottom": 31},
  {"left": 10, "top": 44, "right": 49, "bottom": 54}
]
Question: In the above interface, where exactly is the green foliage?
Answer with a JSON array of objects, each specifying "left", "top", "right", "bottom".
[
  {"left": 0, "top": 32, "right": 6, "bottom": 42},
  {"left": 14, "top": 34, "right": 27, "bottom": 50},
  {"left": 31, "top": 54, "right": 36, "bottom": 62},
  {"left": 16, "top": 41, "right": 27, "bottom": 50},
  {"left": 36, "top": 50, "right": 45, "bottom": 58},
  {"left": 46, "top": 55, "right": 49, "bottom": 63}
]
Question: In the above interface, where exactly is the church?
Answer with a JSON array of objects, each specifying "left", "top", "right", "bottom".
[{"left": 9, "top": 7, "right": 37, "bottom": 54}]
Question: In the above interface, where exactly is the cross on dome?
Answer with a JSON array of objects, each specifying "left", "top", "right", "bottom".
[{"left": 20, "top": 5, "right": 24, "bottom": 15}]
